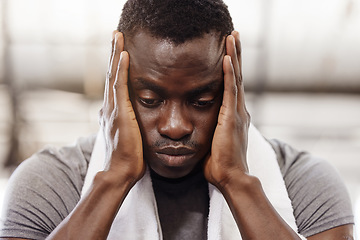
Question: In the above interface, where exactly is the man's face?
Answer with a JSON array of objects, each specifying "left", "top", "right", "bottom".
[{"left": 126, "top": 31, "right": 225, "bottom": 178}]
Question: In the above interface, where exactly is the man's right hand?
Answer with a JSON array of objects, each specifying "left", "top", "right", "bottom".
[
  {"left": 99, "top": 31, "right": 145, "bottom": 185},
  {"left": 45, "top": 32, "right": 145, "bottom": 240}
]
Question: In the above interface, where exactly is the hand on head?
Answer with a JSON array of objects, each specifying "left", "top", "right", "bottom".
[
  {"left": 99, "top": 30, "right": 145, "bottom": 184},
  {"left": 203, "top": 31, "right": 251, "bottom": 190},
  {"left": 98, "top": 30, "right": 250, "bottom": 187}
]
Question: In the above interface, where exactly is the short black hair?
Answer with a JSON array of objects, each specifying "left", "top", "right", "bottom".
[{"left": 117, "top": 0, "right": 234, "bottom": 44}]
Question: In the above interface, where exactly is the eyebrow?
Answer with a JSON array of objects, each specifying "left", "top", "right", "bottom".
[
  {"left": 132, "top": 78, "right": 167, "bottom": 96},
  {"left": 133, "top": 77, "right": 223, "bottom": 97},
  {"left": 187, "top": 79, "right": 223, "bottom": 98}
]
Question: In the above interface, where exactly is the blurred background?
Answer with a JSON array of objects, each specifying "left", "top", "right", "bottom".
[{"left": 0, "top": 0, "right": 359, "bottom": 237}]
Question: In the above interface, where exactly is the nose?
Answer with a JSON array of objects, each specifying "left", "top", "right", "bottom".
[{"left": 158, "top": 103, "right": 194, "bottom": 140}]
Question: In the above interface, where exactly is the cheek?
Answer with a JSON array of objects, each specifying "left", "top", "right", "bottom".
[
  {"left": 132, "top": 102, "right": 158, "bottom": 145},
  {"left": 193, "top": 104, "right": 221, "bottom": 144}
]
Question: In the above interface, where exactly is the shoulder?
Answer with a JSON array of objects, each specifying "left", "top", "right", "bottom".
[
  {"left": 12, "top": 134, "right": 96, "bottom": 196},
  {"left": 0, "top": 134, "right": 96, "bottom": 239},
  {"left": 268, "top": 139, "right": 354, "bottom": 237}
]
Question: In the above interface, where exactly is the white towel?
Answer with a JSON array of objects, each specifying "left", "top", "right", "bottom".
[{"left": 82, "top": 124, "right": 306, "bottom": 239}]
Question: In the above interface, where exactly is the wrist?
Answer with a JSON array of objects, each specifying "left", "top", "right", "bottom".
[
  {"left": 93, "top": 170, "right": 137, "bottom": 196},
  {"left": 219, "top": 169, "right": 262, "bottom": 198}
]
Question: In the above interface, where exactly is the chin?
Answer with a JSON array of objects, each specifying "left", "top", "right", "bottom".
[
  {"left": 148, "top": 161, "right": 203, "bottom": 179},
  {"left": 151, "top": 165, "right": 193, "bottom": 179},
  {"left": 145, "top": 149, "right": 207, "bottom": 179}
]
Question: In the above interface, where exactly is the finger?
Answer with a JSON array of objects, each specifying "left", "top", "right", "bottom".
[
  {"left": 229, "top": 31, "right": 247, "bottom": 114},
  {"left": 107, "top": 30, "right": 119, "bottom": 69},
  {"left": 221, "top": 55, "right": 237, "bottom": 118},
  {"left": 231, "top": 31, "right": 242, "bottom": 80},
  {"left": 104, "top": 30, "right": 119, "bottom": 106},
  {"left": 226, "top": 35, "right": 240, "bottom": 83},
  {"left": 236, "top": 80, "right": 250, "bottom": 123},
  {"left": 106, "top": 32, "right": 124, "bottom": 111},
  {"left": 113, "top": 51, "right": 130, "bottom": 111}
]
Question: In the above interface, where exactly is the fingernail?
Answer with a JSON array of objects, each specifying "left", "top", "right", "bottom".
[
  {"left": 120, "top": 51, "right": 126, "bottom": 62},
  {"left": 112, "top": 30, "right": 118, "bottom": 40},
  {"left": 226, "top": 55, "right": 232, "bottom": 64},
  {"left": 228, "top": 35, "right": 235, "bottom": 45},
  {"left": 120, "top": 51, "right": 124, "bottom": 61},
  {"left": 116, "top": 32, "right": 123, "bottom": 40}
]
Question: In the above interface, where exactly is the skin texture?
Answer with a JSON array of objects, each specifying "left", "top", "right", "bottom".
[{"left": 0, "top": 30, "right": 353, "bottom": 240}]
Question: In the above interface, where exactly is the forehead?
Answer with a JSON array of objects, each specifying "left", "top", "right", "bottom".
[{"left": 125, "top": 31, "right": 225, "bottom": 87}]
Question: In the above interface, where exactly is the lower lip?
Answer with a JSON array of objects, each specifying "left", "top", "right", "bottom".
[{"left": 156, "top": 153, "right": 195, "bottom": 167}]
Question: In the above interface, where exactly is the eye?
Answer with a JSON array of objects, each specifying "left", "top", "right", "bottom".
[
  {"left": 191, "top": 99, "right": 215, "bottom": 108},
  {"left": 139, "top": 97, "right": 162, "bottom": 107}
]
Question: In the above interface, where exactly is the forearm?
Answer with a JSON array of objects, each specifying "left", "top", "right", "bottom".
[
  {"left": 47, "top": 170, "right": 134, "bottom": 240},
  {"left": 220, "top": 171, "right": 301, "bottom": 240},
  {"left": 46, "top": 31, "right": 144, "bottom": 240}
]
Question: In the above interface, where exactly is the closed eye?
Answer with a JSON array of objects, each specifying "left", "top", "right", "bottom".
[
  {"left": 139, "top": 97, "right": 162, "bottom": 107},
  {"left": 191, "top": 99, "right": 215, "bottom": 108}
]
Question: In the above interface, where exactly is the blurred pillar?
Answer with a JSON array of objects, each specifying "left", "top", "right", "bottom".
[
  {"left": 1, "top": 0, "right": 21, "bottom": 168},
  {"left": 252, "top": 0, "right": 272, "bottom": 126}
]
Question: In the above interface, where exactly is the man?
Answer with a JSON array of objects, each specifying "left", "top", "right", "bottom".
[{"left": 0, "top": 0, "right": 354, "bottom": 239}]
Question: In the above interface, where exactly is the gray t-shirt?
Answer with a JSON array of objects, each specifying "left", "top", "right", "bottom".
[{"left": 0, "top": 135, "right": 354, "bottom": 239}]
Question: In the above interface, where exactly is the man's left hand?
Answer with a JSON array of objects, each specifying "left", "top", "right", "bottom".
[{"left": 204, "top": 31, "right": 251, "bottom": 190}]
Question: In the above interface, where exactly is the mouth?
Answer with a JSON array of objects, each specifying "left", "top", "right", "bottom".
[
  {"left": 156, "top": 146, "right": 196, "bottom": 167},
  {"left": 157, "top": 146, "right": 195, "bottom": 155}
]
